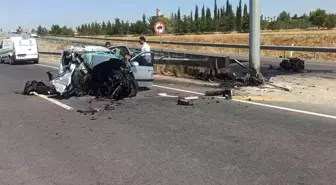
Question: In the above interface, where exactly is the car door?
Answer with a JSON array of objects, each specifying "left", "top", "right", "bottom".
[{"left": 130, "top": 51, "right": 154, "bottom": 88}]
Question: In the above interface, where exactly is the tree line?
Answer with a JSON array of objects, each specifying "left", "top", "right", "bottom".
[{"left": 36, "top": 0, "right": 336, "bottom": 36}]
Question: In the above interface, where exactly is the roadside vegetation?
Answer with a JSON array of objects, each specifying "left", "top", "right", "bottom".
[{"left": 35, "top": 0, "right": 336, "bottom": 37}]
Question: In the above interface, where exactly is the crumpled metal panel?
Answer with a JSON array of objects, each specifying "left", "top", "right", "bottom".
[{"left": 51, "top": 63, "right": 76, "bottom": 95}]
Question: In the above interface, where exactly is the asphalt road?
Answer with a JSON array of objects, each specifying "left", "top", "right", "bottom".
[{"left": 1, "top": 62, "right": 336, "bottom": 185}]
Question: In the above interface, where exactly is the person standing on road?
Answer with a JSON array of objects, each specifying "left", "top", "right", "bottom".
[
  {"left": 139, "top": 36, "right": 150, "bottom": 53},
  {"left": 139, "top": 36, "right": 152, "bottom": 65}
]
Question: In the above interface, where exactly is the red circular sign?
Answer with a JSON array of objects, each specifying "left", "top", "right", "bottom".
[{"left": 154, "top": 21, "right": 165, "bottom": 35}]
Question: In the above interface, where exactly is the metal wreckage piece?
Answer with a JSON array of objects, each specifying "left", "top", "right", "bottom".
[{"left": 23, "top": 46, "right": 139, "bottom": 100}]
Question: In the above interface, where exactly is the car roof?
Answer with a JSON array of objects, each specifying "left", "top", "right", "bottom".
[{"left": 67, "top": 45, "right": 111, "bottom": 53}]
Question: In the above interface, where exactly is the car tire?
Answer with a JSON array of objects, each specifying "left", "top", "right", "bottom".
[
  {"left": 34, "top": 59, "right": 39, "bottom": 64},
  {"left": 9, "top": 56, "right": 15, "bottom": 65},
  {"left": 0, "top": 57, "right": 3, "bottom": 64}
]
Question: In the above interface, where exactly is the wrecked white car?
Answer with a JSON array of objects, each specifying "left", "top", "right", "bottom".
[{"left": 23, "top": 45, "right": 140, "bottom": 100}]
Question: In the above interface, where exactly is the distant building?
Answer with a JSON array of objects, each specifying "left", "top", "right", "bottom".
[{"left": 151, "top": 8, "right": 167, "bottom": 19}]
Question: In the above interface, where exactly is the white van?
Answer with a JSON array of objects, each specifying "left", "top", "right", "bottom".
[{"left": 0, "top": 37, "right": 39, "bottom": 65}]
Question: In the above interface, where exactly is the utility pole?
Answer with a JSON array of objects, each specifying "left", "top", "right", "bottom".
[{"left": 249, "top": 0, "right": 261, "bottom": 75}]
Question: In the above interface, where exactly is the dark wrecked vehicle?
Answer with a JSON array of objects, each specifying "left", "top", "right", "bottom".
[{"left": 23, "top": 45, "right": 139, "bottom": 100}]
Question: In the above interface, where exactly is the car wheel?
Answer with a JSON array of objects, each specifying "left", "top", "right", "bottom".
[
  {"left": 9, "top": 56, "right": 15, "bottom": 65},
  {"left": 0, "top": 57, "right": 3, "bottom": 64},
  {"left": 34, "top": 59, "right": 39, "bottom": 64}
]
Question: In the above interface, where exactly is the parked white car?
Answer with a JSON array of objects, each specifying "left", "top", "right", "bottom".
[{"left": 0, "top": 37, "right": 39, "bottom": 65}]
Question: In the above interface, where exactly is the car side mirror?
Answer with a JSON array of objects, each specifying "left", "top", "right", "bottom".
[{"left": 131, "top": 61, "right": 139, "bottom": 67}]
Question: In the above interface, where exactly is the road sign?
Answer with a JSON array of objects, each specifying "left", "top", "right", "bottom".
[{"left": 154, "top": 21, "right": 165, "bottom": 35}]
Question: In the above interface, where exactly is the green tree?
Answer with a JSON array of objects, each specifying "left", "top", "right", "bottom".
[
  {"left": 37, "top": 25, "right": 48, "bottom": 35},
  {"left": 236, "top": 0, "right": 242, "bottom": 31},
  {"left": 106, "top": 20, "right": 113, "bottom": 35},
  {"left": 309, "top": 9, "right": 327, "bottom": 28},
  {"left": 175, "top": 8, "right": 183, "bottom": 33},
  {"left": 225, "top": 0, "right": 231, "bottom": 16},
  {"left": 141, "top": 14, "right": 149, "bottom": 34},
  {"left": 49, "top": 24, "right": 62, "bottom": 35},
  {"left": 205, "top": 7, "right": 212, "bottom": 32},
  {"left": 292, "top": 14, "right": 298, "bottom": 19},
  {"left": 115, "top": 18, "right": 122, "bottom": 35},
  {"left": 201, "top": 4, "right": 205, "bottom": 20},
  {"left": 225, "top": 0, "right": 235, "bottom": 31},
  {"left": 200, "top": 5, "right": 206, "bottom": 32},
  {"left": 278, "top": 11, "right": 291, "bottom": 21},
  {"left": 325, "top": 14, "right": 336, "bottom": 29},
  {"left": 194, "top": 5, "right": 200, "bottom": 32},
  {"left": 214, "top": 0, "right": 218, "bottom": 20},
  {"left": 195, "top": 5, "right": 199, "bottom": 20},
  {"left": 299, "top": 13, "right": 309, "bottom": 20},
  {"left": 102, "top": 21, "right": 107, "bottom": 33},
  {"left": 242, "top": 4, "right": 249, "bottom": 32}
]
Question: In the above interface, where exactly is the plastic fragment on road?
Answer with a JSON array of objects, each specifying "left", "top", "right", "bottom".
[
  {"left": 205, "top": 89, "right": 233, "bottom": 99},
  {"left": 158, "top": 93, "right": 178, "bottom": 98},
  {"left": 177, "top": 99, "right": 193, "bottom": 106}
]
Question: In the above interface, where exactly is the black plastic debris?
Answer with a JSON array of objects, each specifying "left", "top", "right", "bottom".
[
  {"left": 279, "top": 58, "right": 305, "bottom": 72},
  {"left": 205, "top": 89, "right": 233, "bottom": 99},
  {"left": 177, "top": 99, "right": 194, "bottom": 106},
  {"left": 104, "top": 104, "right": 115, "bottom": 111},
  {"left": 22, "top": 80, "right": 56, "bottom": 95},
  {"left": 77, "top": 108, "right": 99, "bottom": 115}
]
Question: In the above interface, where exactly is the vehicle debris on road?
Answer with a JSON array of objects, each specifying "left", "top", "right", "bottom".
[
  {"left": 205, "top": 89, "right": 234, "bottom": 99},
  {"left": 279, "top": 58, "right": 305, "bottom": 72},
  {"left": 177, "top": 98, "right": 194, "bottom": 106}
]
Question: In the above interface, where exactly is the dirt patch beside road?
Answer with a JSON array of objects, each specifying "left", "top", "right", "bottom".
[{"left": 234, "top": 72, "right": 336, "bottom": 107}]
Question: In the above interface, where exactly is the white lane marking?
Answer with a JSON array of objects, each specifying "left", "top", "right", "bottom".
[
  {"left": 184, "top": 96, "right": 199, "bottom": 100},
  {"left": 31, "top": 92, "right": 74, "bottom": 111},
  {"left": 154, "top": 85, "right": 336, "bottom": 120},
  {"left": 35, "top": 63, "right": 336, "bottom": 120},
  {"left": 36, "top": 64, "right": 58, "bottom": 69},
  {"left": 153, "top": 85, "right": 205, "bottom": 95},
  {"left": 158, "top": 93, "right": 199, "bottom": 100},
  {"left": 230, "top": 98, "right": 336, "bottom": 120}
]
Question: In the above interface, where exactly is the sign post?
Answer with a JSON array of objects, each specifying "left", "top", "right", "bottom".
[{"left": 154, "top": 21, "right": 165, "bottom": 55}]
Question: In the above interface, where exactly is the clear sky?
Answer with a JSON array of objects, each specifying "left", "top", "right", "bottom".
[{"left": 0, "top": 0, "right": 335, "bottom": 31}]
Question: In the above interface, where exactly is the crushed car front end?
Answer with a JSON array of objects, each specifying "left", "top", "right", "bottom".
[{"left": 49, "top": 46, "right": 139, "bottom": 100}]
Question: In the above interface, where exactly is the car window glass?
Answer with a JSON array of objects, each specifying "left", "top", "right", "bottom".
[{"left": 111, "top": 46, "right": 130, "bottom": 56}]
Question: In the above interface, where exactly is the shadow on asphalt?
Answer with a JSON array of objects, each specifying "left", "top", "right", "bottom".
[{"left": 5, "top": 61, "right": 37, "bottom": 65}]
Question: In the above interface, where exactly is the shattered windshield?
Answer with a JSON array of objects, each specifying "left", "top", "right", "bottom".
[{"left": 81, "top": 51, "right": 125, "bottom": 69}]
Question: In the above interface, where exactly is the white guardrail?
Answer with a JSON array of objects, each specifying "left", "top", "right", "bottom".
[{"left": 47, "top": 35, "right": 336, "bottom": 59}]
